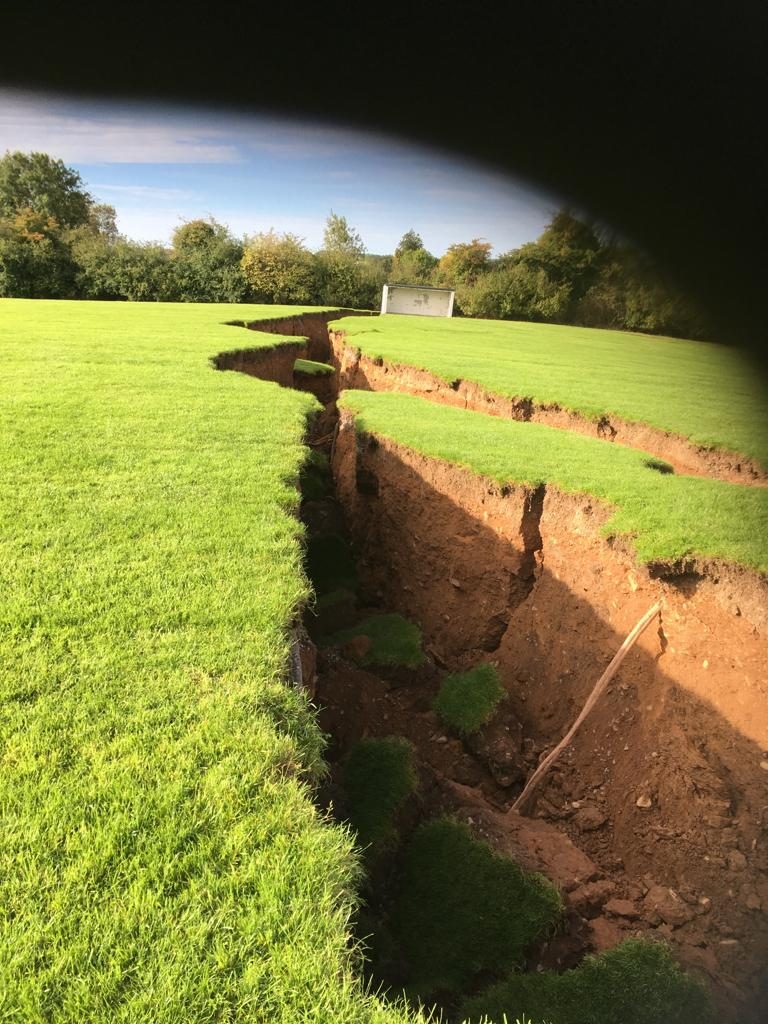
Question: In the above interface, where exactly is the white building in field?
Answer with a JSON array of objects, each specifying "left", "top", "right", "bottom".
[{"left": 380, "top": 284, "right": 455, "bottom": 317}]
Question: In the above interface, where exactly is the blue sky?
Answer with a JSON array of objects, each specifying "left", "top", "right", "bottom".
[{"left": 0, "top": 89, "right": 559, "bottom": 255}]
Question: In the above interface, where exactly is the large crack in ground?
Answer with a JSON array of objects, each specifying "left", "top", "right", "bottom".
[{"left": 217, "top": 313, "right": 768, "bottom": 1023}]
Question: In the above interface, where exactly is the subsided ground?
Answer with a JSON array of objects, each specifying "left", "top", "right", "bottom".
[
  {"left": 339, "top": 389, "right": 768, "bottom": 571},
  {"left": 330, "top": 314, "right": 768, "bottom": 471}
]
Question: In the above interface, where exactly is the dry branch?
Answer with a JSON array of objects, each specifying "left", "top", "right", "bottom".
[{"left": 510, "top": 599, "right": 663, "bottom": 816}]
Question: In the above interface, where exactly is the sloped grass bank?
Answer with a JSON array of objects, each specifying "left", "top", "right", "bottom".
[
  {"left": 339, "top": 390, "right": 768, "bottom": 571},
  {"left": 0, "top": 300, "right": 422, "bottom": 1023},
  {"left": 330, "top": 314, "right": 768, "bottom": 466}
]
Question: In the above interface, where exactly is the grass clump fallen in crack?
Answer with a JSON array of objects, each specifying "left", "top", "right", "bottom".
[
  {"left": 325, "top": 613, "right": 425, "bottom": 668},
  {"left": 434, "top": 663, "right": 504, "bottom": 735},
  {"left": 344, "top": 737, "right": 416, "bottom": 851},
  {"left": 389, "top": 819, "right": 562, "bottom": 1001},
  {"left": 294, "top": 357, "right": 335, "bottom": 376},
  {"left": 462, "top": 937, "right": 715, "bottom": 1024}
]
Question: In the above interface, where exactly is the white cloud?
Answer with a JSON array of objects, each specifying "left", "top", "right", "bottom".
[
  {"left": 0, "top": 90, "right": 240, "bottom": 164},
  {"left": 91, "top": 183, "right": 200, "bottom": 202}
]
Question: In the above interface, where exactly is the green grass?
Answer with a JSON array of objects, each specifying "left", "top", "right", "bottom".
[
  {"left": 462, "top": 937, "right": 715, "bottom": 1024},
  {"left": 0, "top": 299, "right": 424, "bottom": 1024},
  {"left": 330, "top": 314, "right": 768, "bottom": 465},
  {"left": 340, "top": 390, "right": 768, "bottom": 572},
  {"left": 390, "top": 819, "right": 563, "bottom": 1000},
  {"left": 324, "top": 613, "right": 426, "bottom": 668},
  {"left": 344, "top": 738, "right": 417, "bottom": 851},
  {"left": 434, "top": 664, "right": 505, "bottom": 735},
  {"left": 295, "top": 357, "right": 336, "bottom": 376}
]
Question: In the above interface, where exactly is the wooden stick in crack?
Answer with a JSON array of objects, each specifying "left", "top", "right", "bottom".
[{"left": 510, "top": 598, "right": 663, "bottom": 816}]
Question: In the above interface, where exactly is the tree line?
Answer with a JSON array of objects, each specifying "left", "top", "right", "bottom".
[{"left": 1, "top": 151, "right": 712, "bottom": 339}]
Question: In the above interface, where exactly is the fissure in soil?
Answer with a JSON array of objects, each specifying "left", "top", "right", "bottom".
[{"left": 220, "top": 314, "right": 768, "bottom": 1023}]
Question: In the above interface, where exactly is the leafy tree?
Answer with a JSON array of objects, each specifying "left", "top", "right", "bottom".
[
  {"left": 574, "top": 244, "right": 712, "bottom": 338},
  {"left": 457, "top": 262, "right": 571, "bottom": 321},
  {"left": 170, "top": 217, "right": 249, "bottom": 302},
  {"left": 315, "top": 212, "right": 369, "bottom": 306},
  {"left": 390, "top": 231, "right": 437, "bottom": 286},
  {"left": 508, "top": 209, "right": 602, "bottom": 313},
  {"left": 241, "top": 230, "right": 317, "bottom": 304},
  {"left": 87, "top": 204, "right": 119, "bottom": 244},
  {"left": 70, "top": 239, "right": 175, "bottom": 301},
  {"left": 357, "top": 254, "right": 392, "bottom": 308},
  {"left": 0, "top": 151, "right": 93, "bottom": 227},
  {"left": 315, "top": 251, "right": 366, "bottom": 307},
  {"left": 434, "top": 238, "right": 492, "bottom": 286},
  {"left": 322, "top": 211, "right": 365, "bottom": 259},
  {"left": 0, "top": 209, "right": 77, "bottom": 298},
  {"left": 394, "top": 229, "right": 425, "bottom": 258}
]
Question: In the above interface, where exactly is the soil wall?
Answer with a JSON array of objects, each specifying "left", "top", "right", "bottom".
[
  {"left": 212, "top": 340, "right": 307, "bottom": 386},
  {"left": 241, "top": 310, "right": 372, "bottom": 361},
  {"left": 329, "top": 330, "right": 767, "bottom": 485}
]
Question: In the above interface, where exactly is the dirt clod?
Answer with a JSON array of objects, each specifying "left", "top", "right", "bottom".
[
  {"left": 340, "top": 634, "right": 373, "bottom": 663},
  {"left": 643, "top": 885, "right": 696, "bottom": 928},
  {"left": 573, "top": 805, "right": 608, "bottom": 832},
  {"left": 604, "top": 897, "right": 641, "bottom": 919},
  {"left": 727, "top": 849, "right": 748, "bottom": 872}
]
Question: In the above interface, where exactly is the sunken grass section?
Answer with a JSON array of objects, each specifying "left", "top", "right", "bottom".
[
  {"left": 340, "top": 390, "right": 768, "bottom": 572},
  {"left": 462, "top": 937, "right": 715, "bottom": 1024},
  {"left": 324, "top": 613, "right": 426, "bottom": 669},
  {"left": 344, "top": 738, "right": 417, "bottom": 851},
  {"left": 390, "top": 820, "right": 563, "bottom": 1001},
  {"left": 0, "top": 300, "right": 424, "bottom": 1024},
  {"left": 434, "top": 664, "right": 505, "bottom": 736},
  {"left": 330, "top": 314, "right": 768, "bottom": 465},
  {"left": 294, "top": 357, "right": 336, "bottom": 376}
]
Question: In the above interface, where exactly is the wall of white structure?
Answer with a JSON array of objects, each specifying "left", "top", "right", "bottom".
[{"left": 381, "top": 285, "right": 455, "bottom": 317}]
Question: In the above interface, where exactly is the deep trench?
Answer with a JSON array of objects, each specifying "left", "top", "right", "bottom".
[
  {"left": 217, "top": 315, "right": 768, "bottom": 1023},
  {"left": 299, "top": 366, "right": 560, "bottom": 1019}
]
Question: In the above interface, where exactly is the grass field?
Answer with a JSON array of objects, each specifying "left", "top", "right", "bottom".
[
  {"left": 340, "top": 390, "right": 768, "bottom": 571},
  {"left": 330, "top": 314, "right": 768, "bottom": 465},
  {"left": 0, "top": 299, "right": 737, "bottom": 1024},
  {"left": 0, "top": 300, "right": 423, "bottom": 1023}
]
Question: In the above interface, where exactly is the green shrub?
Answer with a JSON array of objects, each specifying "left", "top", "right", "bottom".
[
  {"left": 306, "top": 533, "right": 357, "bottom": 594},
  {"left": 462, "top": 938, "right": 715, "bottom": 1024},
  {"left": 325, "top": 613, "right": 425, "bottom": 668},
  {"left": 434, "top": 663, "right": 504, "bottom": 734},
  {"left": 345, "top": 737, "right": 417, "bottom": 850},
  {"left": 391, "top": 819, "right": 563, "bottom": 999}
]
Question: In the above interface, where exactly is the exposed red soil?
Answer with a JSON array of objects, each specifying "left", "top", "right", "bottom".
[
  {"left": 329, "top": 330, "right": 768, "bottom": 485},
  {"left": 330, "top": 414, "right": 768, "bottom": 1020},
  {"left": 239, "top": 309, "right": 372, "bottom": 361},
  {"left": 212, "top": 340, "right": 306, "bottom": 386}
]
